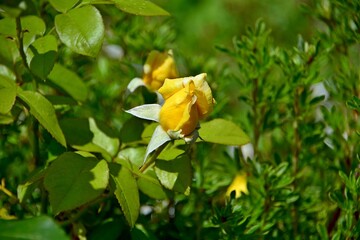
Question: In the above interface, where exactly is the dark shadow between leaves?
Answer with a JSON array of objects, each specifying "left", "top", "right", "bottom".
[{"left": 59, "top": 118, "right": 94, "bottom": 146}]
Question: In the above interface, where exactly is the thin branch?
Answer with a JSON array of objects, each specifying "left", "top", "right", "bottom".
[
  {"left": 252, "top": 77, "right": 259, "bottom": 155},
  {"left": 0, "top": 178, "right": 36, "bottom": 216},
  {"left": 15, "top": 16, "right": 41, "bottom": 89},
  {"left": 16, "top": 17, "right": 29, "bottom": 70},
  {"left": 292, "top": 86, "right": 301, "bottom": 237},
  {"left": 0, "top": 179, "right": 18, "bottom": 201}
]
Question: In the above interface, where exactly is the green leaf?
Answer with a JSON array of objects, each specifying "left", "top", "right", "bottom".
[
  {"left": 60, "top": 118, "right": 120, "bottom": 159},
  {"left": 0, "top": 36, "right": 19, "bottom": 65},
  {"left": 285, "top": 195, "right": 299, "bottom": 204},
  {"left": 329, "top": 190, "right": 346, "bottom": 209},
  {"left": 157, "top": 144, "right": 185, "bottom": 161},
  {"left": 137, "top": 170, "right": 167, "bottom": 199},
  {"left": 339, "top": 171, "right": 357, "bottom": 193},
  {"left": 131, "top": 224, "right": 158, "bottom": 240},
  {"left": 27, "top": 35, "right": 57, "bottom": 79},
  {"left": 0, "top": 18, "right": 16, "bottom": 36},
  {"left": 110, "top": 0, "right": 170, "bottom": 16},
  {"left": 88, "top": 217, "right": 124, "bottom": 240},
  {"left": 141, "top": 122, "right": 158, "bottom": 143},
  {"left": 0, "top": 5, "right": 22, "bottom": 18},
  {"left": 0, "top": 113, "right": 13, "bottom": 124},
  {"left": 48, "top": 64, "right": 88, "bottom": 101},
  {"left": 199, "top": 118, "right": 250, "bottom": 146},
  {"left": 274, "top": 175, "right": 294, "bottom": 189},
  {"left": 0, "top": 216, "right": 68, "bottom": 240},
  {"left": 0, "top": 16, "right": 45, "bottom": 43},
  {"left": 49, "top": 0, "right": 79, "bottom": 13},
  {"left": 17, "top": 170, "right": 45, "bottom": 203},
  {"left": 89, "top": 117, "right": 120, "bottom": 156},
  {"left": 17, "top": 90, "right": 66, "bottom": 147},
  {"left": 46, "top": 95, "right": 78, "bottom": 106},
  {"left": 274, "top": 162, "right": 289, "bottom": 177},
  {"left": 55, "top": 5, "right": 105, "bottom": 57},
  {"left": 0, "top": 16, "right": 46, "bottom": 56},
  {"left": 0, "top": 16, "right": 47, "bottom": 64},
  {"left": 44, "top": 152, "right": 109, "bottom": 214},
  {"left": 309, "top": 95, "right": 325, "bottom": 105},
  {"left": 21, "top": 16, "right": 46, "bottom": 48},
  {"left": 317, "top": 223, "right": 329, "bottom": 240},
  {"left": 155, "top": 154, "right": 191, "bottom": 195},
  {"left": 331, "top": 232, "right": 341, "bottom": 240},
  {"left": 59, "top": 118, "right": 94, "bottom": 145},
  {"left": 81, "top": 0, "right": 111, "bottom": 4},
  {"left": 0, "top": 64, "right": 16, "bottom": 80},
  {"left": 117, "top": 147, "right": 146, "bottom": 168},
  {"left": 347, "top": 96, "right": 360, "bottom": 110},
  {"left": 109, "top": 163, "right": 139, "bottom": 227},
  {"left": 120, "top": 117, "right": 145, "bottom": 143},
  {"left": 0, "top": 75, "right": 16, "bottom": 114}
]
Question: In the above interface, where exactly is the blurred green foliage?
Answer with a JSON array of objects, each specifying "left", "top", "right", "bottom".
[{"left": 0, "top": 0, "right": 359, "bottom": 239}]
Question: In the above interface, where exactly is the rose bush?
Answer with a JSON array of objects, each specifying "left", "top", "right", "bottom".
[{"left": 158, "top": 73, "right": 215, "bottom": 137}]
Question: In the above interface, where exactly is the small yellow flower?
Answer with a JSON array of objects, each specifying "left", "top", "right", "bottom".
[
  {"left": 143, "top": 50, "right": 178, "bottom": 91},
  {"left": 158, "top": 73, "right": 215, "bottom": 136},
  {"left": 226, "top": 173, "right": 249, "bottom": 198}
]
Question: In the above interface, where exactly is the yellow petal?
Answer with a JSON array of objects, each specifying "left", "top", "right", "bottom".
[
  {"left": 153, "top": 57, "right": 177, "bottom": 80},
  {"left": 189, "top": 74, "right": 214, "bottom": 119},
  {"left": 159, "top": 86, "right": 199, "bottom": 136},
  {"left": 158, "top": 77, "right": 185, "bottom": 100},
  {"left": 143, "top": 50, "right": 178, "bottom": 90},
  {"left": 176, "top": 99, "right": 199, "bottom": 136},
  {"left": 159, "top": 73, "right": 215, "bottom": 137},
  {"left": 226, "top": 173, "right": 249, "bottom": 198},
  {"left": 194, "top": 88, "right": 214, "bottom": 119},
  {"left": 159, "top": 73, "right": 207, "bottom": 100}
]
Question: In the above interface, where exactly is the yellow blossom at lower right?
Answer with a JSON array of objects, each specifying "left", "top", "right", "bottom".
[{"left": 226, "top": 173, "right": 249, "bottom": 198}]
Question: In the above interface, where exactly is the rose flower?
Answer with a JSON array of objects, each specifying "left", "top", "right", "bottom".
[
  {"left": 143, "top": 50, "right": 178, "bottom": 91},
  {"left": 158, "top": 73, "right": 215, "bottom": 137}
]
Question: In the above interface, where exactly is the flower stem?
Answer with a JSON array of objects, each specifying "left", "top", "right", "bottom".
[{"left": 139, "top": 142, "right": 169, "bottom": 173}]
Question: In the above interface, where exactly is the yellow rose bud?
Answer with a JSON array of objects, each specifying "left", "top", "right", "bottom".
[
  {"left": 143, "top": 50, "right": 178, "bottom": 90},
  {"left": 158, "top": 73, "right": 215, "bottom": 136},
  {"left": 226, "top": 173, "right": 249, "bottom": 198}
]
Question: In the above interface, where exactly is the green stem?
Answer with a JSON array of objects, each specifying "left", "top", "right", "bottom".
[
  {"left": 40, "top": 183, "right": 48, "bottom": 214},
  {"left": 252, "top": 78, "right": 259, "bottom": 156},
  {"left": 16, "top": 17, "right": 46, "bottom": 215},
  {"left": 16, "top": 16, "right": 40, "bottom": 90},
  {"left": 293, "top": 87, "right": 301, "bottom": 175},
  {"left": 32, "top": 119, "right": 41, "bottom": 166},
  {"left": 139, "top": 142, "right": 169, "bottom": 173},
  {"left": 58, "top": 194, "right": 110, "bottom": 227},
  {"left": 16, "top": 17, "right": 29, "bottom": 70},
  {"left": 292, "top": 86, "right": 301, "bottom": 237}
]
